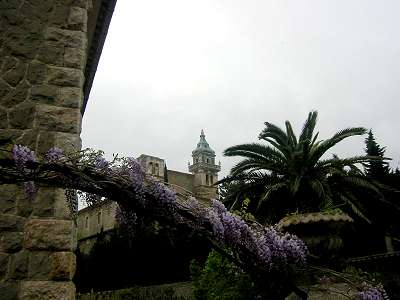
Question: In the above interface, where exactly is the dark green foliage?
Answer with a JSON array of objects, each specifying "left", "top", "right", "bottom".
[
  {"left": 364, "top": 130, "right": 390, "bottom": 179},
  {"left": 220, "top": 111, "right": 382, "bottom": 223},
  {"left": 190, "top": 250, "right": 257, "bottom": 300},
  {"left": 74, "top": 219, "right": 211, "bottom": 293}
]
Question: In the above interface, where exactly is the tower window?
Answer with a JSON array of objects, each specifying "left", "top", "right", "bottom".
[
  {"left": 210, "top": 175, "right": 214, "bottom": 185},
  {"left": 85, "top": 216, "right": 89, "bottom": 228},
  {"left": 155, "top": 163, "right": 159, "bottom": 176},
  {"left": 97, "top": 211, "right": 101, "bottom": 225},
  {"left": 207, "top": 158, "right": 209, "bottom": 163},
  {"left": 206, "top": 174, "right": 209, "bottom": 185}
]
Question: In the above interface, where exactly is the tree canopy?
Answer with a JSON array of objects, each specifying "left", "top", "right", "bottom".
[{"left": 219, "top": 111, "right": 385, "bottom": 223}]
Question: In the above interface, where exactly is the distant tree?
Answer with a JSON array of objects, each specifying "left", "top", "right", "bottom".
[
  {"left": 364, "top": 130, "right": 390, "bottom": 179},
  {"left": 219, "top": 111, "right": 384, "bottom": 223}
]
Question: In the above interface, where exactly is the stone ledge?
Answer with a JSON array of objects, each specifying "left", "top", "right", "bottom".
[{"left": 19, "top": 280, "right": 75, "bottom": 300}]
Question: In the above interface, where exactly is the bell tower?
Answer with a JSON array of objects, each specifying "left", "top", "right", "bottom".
[{"left": 188, "top": 130, "right": 221, "bottom": 199}]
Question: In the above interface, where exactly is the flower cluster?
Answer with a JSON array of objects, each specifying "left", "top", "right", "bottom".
[
  {"left": 356, "top": 283, "right": 385, "bottom": 300},
  {"left": 45, "top": 147, "right": 64, "bottom": 163},
  {"left": 13, "top": 145, "right": 37, "bottom": 200},
  {"left": 94, "top": 156, "right": 109, "bottom": 170},
  {"left": 201, "top": 199, "right": 307, "bottom": 270},
  {"left": 13, "top": 145, "right": 36, "bottom": 172}
]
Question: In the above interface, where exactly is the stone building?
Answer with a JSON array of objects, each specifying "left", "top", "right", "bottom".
[
  {"left": 0, "top": 1, "right": 116, "bottom": 299},
  {"left": 77, "top": 130, "right": 221, "bottom": 254}
]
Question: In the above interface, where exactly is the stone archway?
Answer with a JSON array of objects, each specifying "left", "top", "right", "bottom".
[{"left": 0, "top": 1, "right": 116, "bottom": 298}]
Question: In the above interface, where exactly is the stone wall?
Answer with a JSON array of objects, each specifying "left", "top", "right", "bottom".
[{"left": 0, "top": 1, "right": 91, "bottom": 299}]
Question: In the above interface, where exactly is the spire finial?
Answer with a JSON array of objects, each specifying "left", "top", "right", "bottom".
[{"left": 201, "top": 129, "right": 205, "bottom": 137}]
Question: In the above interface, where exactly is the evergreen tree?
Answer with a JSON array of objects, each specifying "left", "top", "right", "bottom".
[{"left": 364, "top": 130, "right": 390, "bottom": 179}]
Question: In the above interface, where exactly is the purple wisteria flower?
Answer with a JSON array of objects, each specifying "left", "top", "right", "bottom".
[
  {"left": 356, "top": 283, "right": 385, "bottom": 300},
  {"left": 45, "top": 147, "right": 64, "bottom": 163},
  {"left": 13, "top": 145, "right": 36, "bottom": 172},
  {"left": 23, "top": 181, "right": 37, "bottom": 201},
  {"left": 94, "top": 156, "right": 109, "bottom": 170},
  {"left": 205, "top": 199, "right": 307, "bottom": 270}
]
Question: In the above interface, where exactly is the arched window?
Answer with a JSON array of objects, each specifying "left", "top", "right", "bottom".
[
  {"left": 206, "top": 158, "right": 209, "bottom": 163},
  {"left": 206, "top": 174, "right": 209, "bottom": 185},
  {"left": 210, "top": 175, "right": 213, "bottom": 185},
  {"left": 97, "top": 211, "right": 101, "bottom": 225}
]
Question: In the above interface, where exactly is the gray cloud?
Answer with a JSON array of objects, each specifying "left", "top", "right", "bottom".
[{"left": 82, "top": 0, "right": 400, "bottom": 178}]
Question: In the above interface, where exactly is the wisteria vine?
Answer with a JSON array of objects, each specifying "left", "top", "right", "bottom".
[{"left": 0, "top": 145, "right": 388, "bottom": 299}]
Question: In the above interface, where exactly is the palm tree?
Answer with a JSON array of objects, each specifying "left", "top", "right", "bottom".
[{"left": 219, "top": 111, "right": 384, "bottom": 223}]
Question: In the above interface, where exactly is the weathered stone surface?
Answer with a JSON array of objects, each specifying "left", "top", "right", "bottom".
[
  {"left": 28, "top": 251, "right": 52, "bottom": 280},
  {"left": 64, "top": 47, "right": 85, "bottom": 69},
  {"left": 68, "top": 6, "right": 87, "bottom": 32},
  {"left": 72, "top": 0, "right": 92, "bottom": 10},
  {"left": 0, "top": 0, "right": 22, "bottom": 10},
  {"left": 38, "top": 41, "right": 65, "bottom": 66},
  {"left": 27, "top": 61, "right": 47, "bottom": 85},
  {"left": 8, "top": 250, "right": 28, "bottom": 279},
  {"left": 4, "top": 27, "right": 41, "bottom": 59},
  {"left": 46, "top": 27, "right": 86, "bottom": 49},
  {"left": 30, "top": 85, "right": 59, "bottom": 105},
  {"left": 9, "top": 101, "right": 36, "bottom": 129},
  {"left": 3, "top": 61, "right": 27, "bottom": 87},
  {"left": 0, "top": 232, "right": 23, "bottom": 253},
  {"left": 20, "top": 1, "right": 52, "bottom": 23},
  {"left": 18, "top": 188, "right": 67, "bottom": 218},
  {"left": 24, "top": 219, "right": 74, "bottom": 251},
  {"left": 0, "top": 185, "right": 19, "bottom": 214},
  {"left": 16, "top": 129, "right": 39, "bottom": 150},
  {"left": 46, "top": 66, "right": 83, "bottom": 87},
  {"left": 37, "top": 131, "right": 81, "bottom": 156},
  {"left": 19, "top": 281, "right": 75, "bottom": 300},
  {"left": 0, "top": 214, "right": 25, "bottom": 232},
  {"left": 37, "top": 105, "right": 81, "bottom": 133},
  {"left": 59, "top": 86, "right": 82, "bottom": 108},
  {"left": 48, "top": 3, "right": 71, "bottom": 27},
  {"left": 50, "top": 252, "right": 76, "bottom": 280},
  {"left": 2, "top": 80, "right": 29, "bottom": 108},
  {"left": 0, "top": 107, "right": 8, "bottom": 128},
  {"left": 1, "top": 56, "right": 18, "bottom": 74},
  {"left": 0, "top": 281, "right": 18, "bottom": 300},
  {"left": 0, "top": 79, "right": 12, "bottom": 100},
  {"left": 0, "top": 252, "right": 10, "bottom": 279}
]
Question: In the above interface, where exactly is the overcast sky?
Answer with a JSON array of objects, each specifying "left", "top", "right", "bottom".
[{"left": 81, "top": 0, "right": 400, "bottom": 178}]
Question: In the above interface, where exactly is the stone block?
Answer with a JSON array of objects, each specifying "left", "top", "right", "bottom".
[
  {"left": 19, "top": 281, "right": 75, "bottom": 300},
  {"left": 28, "top": 251, "right": 52, "bottom": 280},
  {"left": 20, "top": 1, "right": 52, "bottom": 23},
  {"left": 3, "top": 61, "right": 26, "bottom": 87},
  {"left": 50, "top": 252, "right": 76, "bottom": 280},
  {"left": 4, "top": 27, "right": 41, "bottom": 60},
  {"left": 16, "top": 129, "right": 39, "bottom": 151},
  {"left": 1, "top": 56, "right": 18, "bottom": 74},
  {"left": 0, "top": 107, "right": 8, "bottom": 128},
  {"left": 17, "top": 187, "right": 54, "bottom": 218},
  {"left": 38, "top": 41, "right": 65, "bottom": 66},
  {"left": 0, "top": 281, "right": 18, "bottom": 300},
  {"left": 0, "top": 184, "right": 20, "bottom": 214},
  {"left": 27, "top": 61, "right": 47, "bottom": 85},
  {"left": 37, "top": 105, "right": 81, "bottom": 133},
  {"left": 2, "top": 80, "right": 29, "bottom": 108},
  {"left": 46, "top": 27, "right": 86, "bottom": 49},
  {"left": 24, "top": 219, "right": 74, "bottom": 251},
  {"left": 0, "top": 232, "right": 23, "bottom": 253},
  {"left": 8, "top": 250, "right": 28, "bottom": 279},
  {"left": 8, "top": 101, "right": 36, "bottom": 129},
  {"left": 68, "top": 6, "right": 87, "bottom": 32},
  {"left": 0, "top": 79, "right": 12, "bottom": 101},
  {"left": 48, "top": 3, "right": 71, "bottom": 27},
  {"left": 0, "top": 0, "right": 22, "bottom": 10},
  {"left": 0, "top": 252, "right": 10, "bottom": 279},
  {"left": 37, "top": 131, "right": 81, "bottom": 156},
  {"left": 30, "top": 85, "right": 59, "bottom": 105},
  {"left": 46, "top": 66, "right": 84, "bottom": 87},
  {"left": 0, "top": 214, "right": 25, "bottom": 232},
  {"left": 0, "top": 130, "right": 23, "bottom": 159},
  {"left": 64, "top": 47, "right": 86, "bottom": 69},
  {"left": 59, "top": 87, "right": 82, "bottom": 108}
]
